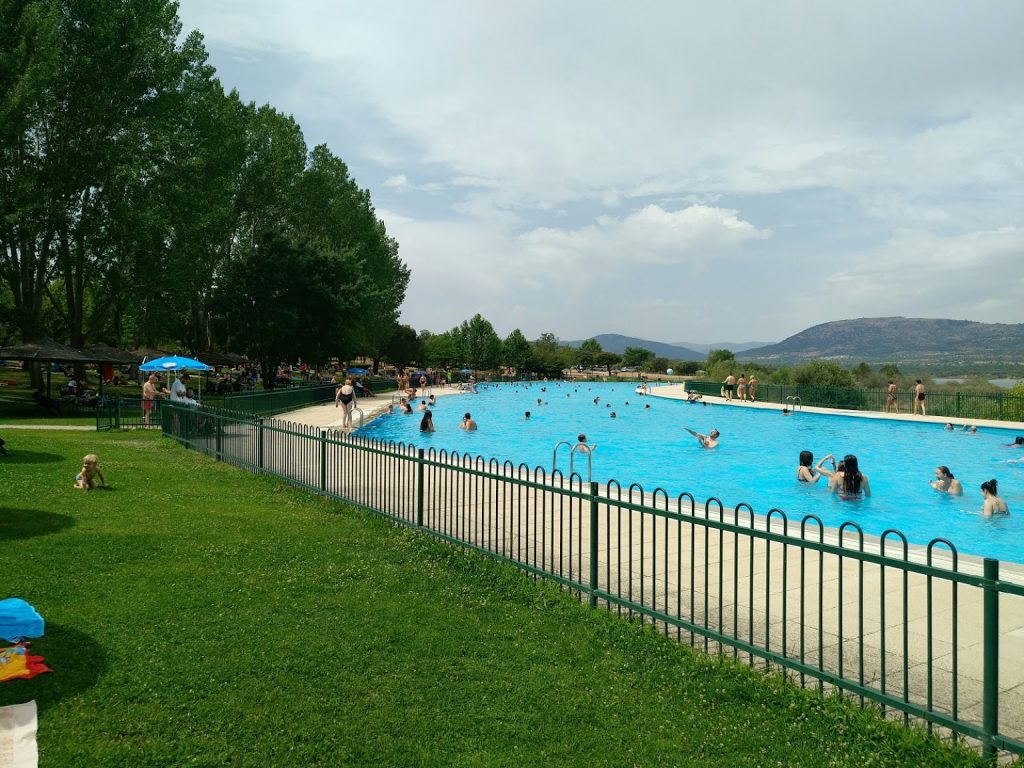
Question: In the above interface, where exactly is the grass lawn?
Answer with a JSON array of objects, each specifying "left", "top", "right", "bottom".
[{"left": 0, "top": 429, "right": 999, "bottom": 767}]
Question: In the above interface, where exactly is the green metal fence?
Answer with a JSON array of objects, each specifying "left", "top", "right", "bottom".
[
  {"left": 160, "top": 402, "right": 1024, "bottom": 760},
  {"left": 686, "top": 380, "right": 1024, "bottom": 421}
]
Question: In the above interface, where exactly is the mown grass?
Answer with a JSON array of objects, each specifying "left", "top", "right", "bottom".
[{"left": 0, "top": 429, "right": 1000, "bottom": 767}]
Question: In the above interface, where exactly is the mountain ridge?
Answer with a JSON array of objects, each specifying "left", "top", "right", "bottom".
[{"left": 564, "top": 318, "right": 1024, "bottom": 366}]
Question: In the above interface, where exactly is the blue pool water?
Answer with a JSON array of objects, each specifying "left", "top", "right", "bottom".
[{"left": 357, "top": 382, "right": 1024, "bottom": 563}]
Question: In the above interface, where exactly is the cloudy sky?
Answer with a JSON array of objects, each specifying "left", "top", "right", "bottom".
[{"left": 176, "top": 1, "right": 1024, "bottom": 346}]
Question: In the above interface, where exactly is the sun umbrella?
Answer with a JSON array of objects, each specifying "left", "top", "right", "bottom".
[
  {"left": 139, "top": 355, "right": 212, "bottom": 372},
  {"left": 412, "top": 370, "right": 427, "bottom": 376},
  {"left": 346, "top": 367, "right": 369, "bottom": 375},
  {"left": 460, "top": 368, "right": 473, "bottom": 374}
]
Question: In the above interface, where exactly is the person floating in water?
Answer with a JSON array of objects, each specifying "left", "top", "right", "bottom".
[{"left": 685, "top": 428, "right": 719, "bottom": 449}]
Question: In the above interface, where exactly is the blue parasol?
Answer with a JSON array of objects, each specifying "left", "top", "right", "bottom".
[
  {"left": 460, "top": 368, "right": 473, "bottom": 374},
  {"left": 139, "top": 355, "right": 212, "bottom": 372},
  {"left": 346, "top": 367, "right": 369, "bottom": 375}
]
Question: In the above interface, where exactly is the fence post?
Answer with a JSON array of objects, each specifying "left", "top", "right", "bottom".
[
  {"left": 589, "top": 481, "right": 599, "bottom": 609},
  {"left": 215, "top": 412, "right": 222, "bottom": 461},
  {"left": 257, "top": 417, "right": 265, "bottom": 469},
  {"left": 982, "top": 557, "right": 1000, "bottom": 762},
  {"left": 955, "top": 391, "right": 961, "bottom": 418},
  {"left": 416, "top": 449, "right": 425, "bottom": 528},
  {"left": 320, "top": 429, "right": 327, "bottom": 493},
  {"left": 114, "top": 397, "right": 121, "bottom": 430}
]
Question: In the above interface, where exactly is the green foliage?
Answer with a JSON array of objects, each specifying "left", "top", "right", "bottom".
[
  {"left": 502, "top": 328, "right": 534, "bottom": 372},
  {"left": 532, "top": 332, "right": 572, "bottom": 376},
  {"left": 621, "top": 346, "right": 656, "bottom": 369},
  {"left": 595, "top": 351, "right": 621, "bottom": 374},
  {"left": 455, "top": 313, "right": 502, "bottom": 370},
  {"left": 379, "top": 323, "right": 424, "bottom": 369},
  {"left": 576, "top": 338, "right": 603, "bottom": 368},
  {"left": 0, "top": 2, "right": 407, "bottom": 361},
  {"left": 215, "top": 232, "right": 363, "bottom": 385},
  {"left": 706, "top": 348, "right": 736, "bottom": 368},
  {"left": 881, "top": 363, "right": 901, "bottom": 379},
  {"left": 649, "top": 356, "right": 670, "bottom": 373},
  {"left": 421, "top": 330, "right": 459, "bottom": 368}
]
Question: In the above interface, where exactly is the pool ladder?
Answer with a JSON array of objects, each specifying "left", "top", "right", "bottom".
[
  {"left": 552, "top": 440, "right": 593, "bottom": 483},
  {"left": 785, "top": 395, "right": 802, "bottom": 411}
]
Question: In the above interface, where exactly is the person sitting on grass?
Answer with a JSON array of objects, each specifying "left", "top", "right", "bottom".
[{"left": 74, "top": 454, "right": 106, "bottom": 490}]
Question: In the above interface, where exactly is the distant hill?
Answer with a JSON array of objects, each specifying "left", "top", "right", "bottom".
[
  {"left": 565, "top": 334, "right": 703, "bottom": 361},
  {"left": 737, "top": 317, "right": 1024, "bottom": 365},
  {"left": 673, "top": 340, "right": 775, "bottom": 355}
]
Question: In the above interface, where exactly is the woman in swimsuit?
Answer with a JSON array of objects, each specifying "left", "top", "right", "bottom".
[
  {"left": 981, "top": 479, "right": 1009, "bottom": 516},
  {"left": 797, "top": 451, "right": 835, "bottom": 484},
  {"left": 419, "top": 410, "right": 435, "bottom": 432},
  {"left": 334, "top": 378, "right": 357, "bottom": 429},
  {"left": 737, "top": 375, "right": 747, "bottom": 401},
  {"left": 829, "top": 454, "right": 871, "bottom": 498}
]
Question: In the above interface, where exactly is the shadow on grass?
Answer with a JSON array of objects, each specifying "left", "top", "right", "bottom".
[
  {"left": 0, "top": 450, "right": 65, "bottom": 464},
  {"left": 0, "top": 623, "right": 106, "bottom": 714},
  {"left": 0, "top": 508, "right": 76, "bottom": 540}
]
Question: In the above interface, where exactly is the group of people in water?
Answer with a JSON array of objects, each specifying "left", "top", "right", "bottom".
[{"left": 794, "top": 449, "right": 1010, "bottom": 515}]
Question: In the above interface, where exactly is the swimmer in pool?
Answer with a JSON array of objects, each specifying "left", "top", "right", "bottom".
[
  {"left": 981, "top": 479, "right": 1009, "bottom": 516},
  {"left": 686, "top": 428, "right": 719, "bottom": 449},
  {"left": 931, "top": 466, "right": 963, "bottom": 496},
  {"left": 829, "top": 454, "right": 870, "bottom": 498},
  {"left": 797, "top": 451, "right": 836, "bottom": 484}
]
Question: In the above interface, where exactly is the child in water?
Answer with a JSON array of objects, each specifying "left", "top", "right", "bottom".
[{"left": 74, "top": 454, "right": 106, "bottom": 490}]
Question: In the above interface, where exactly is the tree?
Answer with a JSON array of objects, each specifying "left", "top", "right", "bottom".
[
  {"left": 532, "top": 332, "right": 569, "bottom": 376},
  {"left": 215, "top": 232, "right": 364, "bottom": 386},
  {"left": 880, "top": 363, "right": 901, "bottom": 379},
  {"left": 621, "top": 346, "right": 656, "bottom": 369},
  {"left": 706, "top": 348, "right": 735, "bottom": 369},
  {"left": 421, "top": 330, "right": 458, "bottom": 369},
  {"left": 502, "top": 329, "right": 534, "bottom": 373},
  {"left": 576, "top": 338, "right": 603, "bottom": 369},
  {"left": 649, "top": 356, "right": 670, "bottom": 374},
  {"left": 455, "top": 314, "right": 502, "bottom": 371},
  {"left": 595, "top": 351, "right": 621, "bottom": 375},
  {"left": 378, "top": 323, "right": 423, "bottom": 371}
]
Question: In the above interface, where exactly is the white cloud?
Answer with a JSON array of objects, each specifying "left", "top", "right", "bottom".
[{"left": 176, "top": 1, "right": 1024, "bottom": 341}]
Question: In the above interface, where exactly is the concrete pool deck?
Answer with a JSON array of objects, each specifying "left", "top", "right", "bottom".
[{"left": 270, "top": 383, "right": 1024, "bottom": 747}]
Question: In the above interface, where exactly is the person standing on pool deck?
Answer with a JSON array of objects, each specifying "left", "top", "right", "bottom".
[
  {"left": 931, "top": 466, "right": 963, "bottom": 496},
  {"left": 914, "top": 380, "right": 927, "bottom": 416},
  {"left": 334, "top": 378, "right": 357, "bottom": 429},
  {"left": 748, "top": 375, "right": 758, "bottom": 402},
  {"left": 886, "top": 381, "right": 899, "bottom": 413},
  {"left": 686, "top": 428, "right": 719, "bottom": 449},
  {"left": 981, "top": 479, "right": 1009, "bottom": 516},
  {"left": 723, "top": 374, "right": 735, "bottom": 401},
  {"left": 737, "top": 374, "right": 747, "bottom": 401}
]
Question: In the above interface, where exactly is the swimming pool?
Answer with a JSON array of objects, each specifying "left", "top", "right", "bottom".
[{"left": 357, "top": 382, "right": 1024, "bottom": 563}]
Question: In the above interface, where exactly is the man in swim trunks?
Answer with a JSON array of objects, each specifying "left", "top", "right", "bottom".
[
  {"left": 886, "top": 381, "right": 898, "bottom": 413},
  {"left": 914, "top": 380, "right": 927, "bottom": 416},
  {"left": 723, "top": 374, "right": 735, "bottom": 401}
]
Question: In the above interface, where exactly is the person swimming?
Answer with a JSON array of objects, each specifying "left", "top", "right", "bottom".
[{"left": 931, "top": 466, "right": 963, "bottom": 496}]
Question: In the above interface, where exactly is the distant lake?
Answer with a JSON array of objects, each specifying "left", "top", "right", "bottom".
[{"left": 933, "top": 377, "right": 1022, "bottom": 389}]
